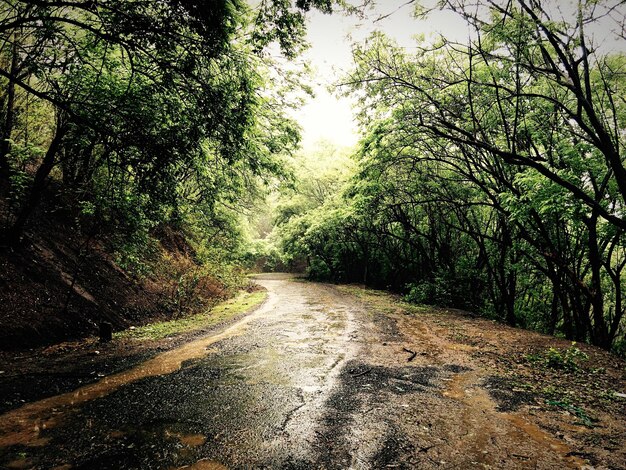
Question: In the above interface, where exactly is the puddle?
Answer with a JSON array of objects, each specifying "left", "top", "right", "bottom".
[
  {"left": 177, "top": 433, "right": 206, "bottom": 447},
  {"left": 442, "top": 372, "right": 469, "bottom": 400},
  {"left": 0, "top": 293, "right": 276, "bottom": 448},
  {"left": 173, "top": 459, "right": 228, "bottom": 470},
  {"left": 443, "top": 372, "right": 588, "bottom": 469},
  {"left": 5, "top": 458, "right": 35, "bottom": 469},
  {"left": 108, "top": 430, "right": 126, "bottom": 439},
  {"left": 505, "top": 414, "right": 587, "bottom": 468}
]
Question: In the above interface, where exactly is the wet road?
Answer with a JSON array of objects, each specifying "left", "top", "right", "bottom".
[
  {"left": 0, "top": 274, "right": 365, "bottom": 469},
  {"left": 0, "top": 274, "right": 601, "bottom": 469}
]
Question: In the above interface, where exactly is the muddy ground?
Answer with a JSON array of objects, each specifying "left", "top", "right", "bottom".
[{"left": 0, "top": 274, "right": 625, "bottom": 469}]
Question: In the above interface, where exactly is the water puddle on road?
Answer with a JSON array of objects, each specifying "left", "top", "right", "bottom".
[
  {"left": 177, "top": 434, "right": 207, "bottom": 447},
  {"left": 504, "top": 414, "right": 587, "bottom": 468},
  {"left": 172, "top": 459, "right": 227, "bottom": 470},
  {"left": 441, "top": 371, "right": 470, "bottom": 400},
  {"left": 0, "top": 293, "right": 277, "bottom": 449},
  {"left": 4, "top": 458, "right": 35, "bottom": 469},
  {"left": 441, "top": 371, "right": 588, "bottom": 469}
]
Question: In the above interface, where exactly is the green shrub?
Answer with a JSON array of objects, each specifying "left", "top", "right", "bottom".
[{"left": 526, "top": 343, "right": 589, "bottom": 372}]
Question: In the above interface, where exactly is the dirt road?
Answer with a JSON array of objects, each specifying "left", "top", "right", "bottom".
[{"left": 0, "top": 274, "right": 624, "bottom": 469}]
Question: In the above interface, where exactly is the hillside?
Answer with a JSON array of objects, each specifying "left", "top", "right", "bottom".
[{"left": 0, "top": 190, "right": 239, "bottom": 350}]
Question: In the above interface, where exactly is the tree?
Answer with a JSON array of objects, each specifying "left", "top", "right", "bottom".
[
  {"left": 320, "top": 0, "right": 626, "bottom": 349},
  {"left": 0, "top": 0, "right": 344, "bottom": 244}
]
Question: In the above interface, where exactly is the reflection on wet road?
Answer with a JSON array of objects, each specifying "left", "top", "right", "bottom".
[
  {"left": 0, "top": 274, "right": 602, "bottom": 469},
  {"left": 0, "top": 274, "right": 361, "bottom": 469}
]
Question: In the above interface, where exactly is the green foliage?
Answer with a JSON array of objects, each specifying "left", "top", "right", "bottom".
[
  {"left": 544, "top": 346, "right": 589, "bottom": 372},
  {"left": 113, "top": 231, "right": 159, "bottom": 278},
  {"left": 249, "top": 142, "right": 357, "bottom": 275},
  {"left": 281, "top": 0, "right": 626, "bottom": 351},
  {"left": 6, "top": 141, "right": 45, "bottom": 208},
  {"left": 168, "top": 260, "right": 248, "bottom": 319},
  {"left": 241, "top": 238, "right": 289, "bottom": 272},
  {"left": 526, "top": 343, "right": 589, "bottom": 373},
  {"left": 0, "top": 0, "right": 341, "bottom": 240},
  {"left": 404, "top": 279, "right": 452, "bottom": 307},
  {"left": 545, "top": 400, "right": 598, "bottom": 428}
]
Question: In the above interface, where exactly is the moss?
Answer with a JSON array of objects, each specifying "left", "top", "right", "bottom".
[{"left": 115, "top": 290, "right": 267, "bottom": 341}]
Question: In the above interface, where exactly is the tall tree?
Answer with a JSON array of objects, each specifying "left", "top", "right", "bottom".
[{"left": 0, "top": 0, "right": 342, "bottom": 244}]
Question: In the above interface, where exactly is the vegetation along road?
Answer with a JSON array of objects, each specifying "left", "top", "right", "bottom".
[
  {"left": 1, "top": 1, "right": 626, "bottom": 468},
  {"left": 0, "top": 274, "right": 624, "bottom": 469}
]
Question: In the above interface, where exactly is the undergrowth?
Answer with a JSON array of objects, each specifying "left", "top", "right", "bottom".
[{"left": 525, "top": 343, "right": 589, "bottom": 372}]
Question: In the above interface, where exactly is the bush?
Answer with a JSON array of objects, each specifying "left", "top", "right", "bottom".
[
  {"left": 526, "top": 343, "right": 589, "bottom": 372},
  {"left": 403, "top": 275, "right": 453, "bottom": 307}
]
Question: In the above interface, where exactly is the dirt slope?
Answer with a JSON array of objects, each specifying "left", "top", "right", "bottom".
[{"left": 0, "top": 193, "right": 226, "bottom": 349}]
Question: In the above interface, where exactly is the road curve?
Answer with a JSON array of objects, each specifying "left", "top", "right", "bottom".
[{"left": 0, "top": 274, "right": 589, "bottom": 469}]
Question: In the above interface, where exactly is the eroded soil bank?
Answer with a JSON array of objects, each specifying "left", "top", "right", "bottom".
[{"left": 0, "top": 274, "right": 624, "bottom": 469}]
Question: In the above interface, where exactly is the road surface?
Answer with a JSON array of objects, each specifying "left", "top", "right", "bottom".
[{"left": 0, "top": 274, "right": 613, "bottom": 469}]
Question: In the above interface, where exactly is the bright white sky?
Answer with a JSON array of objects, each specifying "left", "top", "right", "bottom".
[
  {"left": 293, "top": 1, "right": 468, "bottom": 152},
  {"left": 293, "top": 0, "right": 626, "bottom": 153}
]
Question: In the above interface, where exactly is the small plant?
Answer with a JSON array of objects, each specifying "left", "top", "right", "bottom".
[
  {"left": 546, "top": 399, "right": 598, "bottom": 427},
  {"left": 540, "top": 385, "right": 559, "bottom": 398},
  {"left": 597, "top": 389, "right": 624, "bottom": 402},
  {"left": 526, "top": 343, "right": 588, "bottom": 373}
]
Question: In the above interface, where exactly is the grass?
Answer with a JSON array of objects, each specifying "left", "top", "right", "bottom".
[
  {"left": 115, "top": 290, "right": 267, "bottom": 341},
  {"left": 336, "top": 284, "right": 430, "bottom": 315}
]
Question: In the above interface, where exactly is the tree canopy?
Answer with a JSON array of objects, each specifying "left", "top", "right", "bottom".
[
  {"left": 274, "top": 0, "right": 626, "bottom": 352},
  {"left": 0, "top": 0, "right": 344, "bottom": 246},
  {"left": 2, "top": 0, "right": 625, "bottom": 353}
]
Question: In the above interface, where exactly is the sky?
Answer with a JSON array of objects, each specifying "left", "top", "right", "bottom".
[
  {"left": 292, "top": 0, "right": 626, "bottom": 153},
  {"left": 292, "top": 1, "right": 468, "bottom": 152}
]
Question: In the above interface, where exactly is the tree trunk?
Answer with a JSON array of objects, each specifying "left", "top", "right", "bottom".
[
  {"left": 586, "top": 212, "right": 610, "bottom": 348},
  {"left": 504, "top": 268, "right": 517, "bottom": 327},
  {"left": 4, "top": 120, "right": 66, "bottom": 245},
  {"left": 560, "top": 290, "right": 574, "bottom": 340},
  {"left": 0, "top": 39, "right": 19, "bottom": 176},
  {"left": 547, "top": 290, "right": 559, "bottom": 336}
]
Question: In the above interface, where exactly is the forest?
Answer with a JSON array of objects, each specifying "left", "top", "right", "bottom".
[
  {"left": 1, "top": 0, "right": 625, "bottom": 355},
  {"left": 0, "top": 0, "right": 329, "bottom": 347},
  {"left": 273, "top": 0, "right": 626, "bottom": 354}
]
